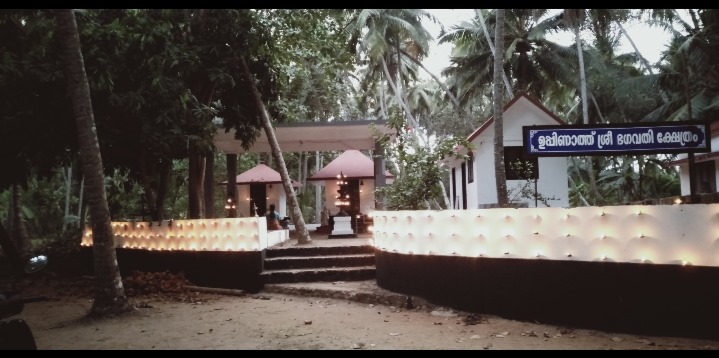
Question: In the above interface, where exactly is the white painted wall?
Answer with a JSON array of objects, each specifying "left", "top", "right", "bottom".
[
  {"left": 83, "top": 217, "right": 290, "bottom": 251},
  {"left": 450, "top": 96, "right": 569, "bottom": 208},
  {"left": 237, "top": 184, "right": 288, "bottom": 217},
  {"left": 266, "top": 184, "right": 287, "bottom": 217},
  {"left": 372, "top": 204, "right": 719, "bottom": 267}
]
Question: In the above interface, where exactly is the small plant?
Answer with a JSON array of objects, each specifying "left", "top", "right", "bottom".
[{"left": 507, "top": 160, "right": 555, "bottom": 207}]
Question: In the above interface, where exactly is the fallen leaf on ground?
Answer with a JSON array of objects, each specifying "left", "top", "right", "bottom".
[
  {"left": 389, "top": 332, "right": 402, "bottom": 336},
  {"left": 470, "top": 335, "right": 481, "bottom": 339}
]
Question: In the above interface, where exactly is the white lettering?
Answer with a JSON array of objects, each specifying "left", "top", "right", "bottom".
[
  {"left": 597, "top": 131, "right": 612, "bottom": 149},
  {"left": 657, "top": 130, "right": 699, "bottom": 147},
  {"left": 617, "top": 129, "right": 654, "bottom": 146}
]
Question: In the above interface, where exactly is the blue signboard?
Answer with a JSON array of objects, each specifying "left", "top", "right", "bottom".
[{"left": 523, "top": 121, "right": 710, "bottom": 156}]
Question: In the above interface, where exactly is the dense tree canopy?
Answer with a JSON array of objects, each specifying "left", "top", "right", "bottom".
[{"left": 1, "top": 9, "right": 718, "bottom": 236}]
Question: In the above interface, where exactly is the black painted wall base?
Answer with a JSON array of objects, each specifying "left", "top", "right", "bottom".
[
  {"left": 80, "top": 247, "right": 265, "bottom": 293},
  {"left": 376, "top": 250, "right": 719, "bottom": 341}
]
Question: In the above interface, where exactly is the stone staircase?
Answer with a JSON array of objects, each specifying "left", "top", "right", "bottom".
[{"left": 261, "top": 244, "right": 376, "bottom": 284}]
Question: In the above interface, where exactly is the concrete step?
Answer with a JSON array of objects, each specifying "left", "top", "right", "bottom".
[
  {"left": 264, "top": 254, "right": 375, "bottom": 270},
  {"left": 265, "top": 245, "right": 375, "bottom": 258},
  {"left": 261, "top": 266, "right": 376, "bottom": 284}
]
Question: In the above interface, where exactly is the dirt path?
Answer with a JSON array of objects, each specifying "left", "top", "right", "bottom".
[{"left": 14, "top": 279, "right": 719, "bottom": 350}]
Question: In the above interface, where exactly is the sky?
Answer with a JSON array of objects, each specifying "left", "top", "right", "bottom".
[{"left": 420, "top": 9, "right": 675, "bottom": 81}]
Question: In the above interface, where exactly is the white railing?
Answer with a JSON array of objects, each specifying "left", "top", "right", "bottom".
[
  {"left": 82, "top": 217, "right": 289, "bottom": 252},
  {"left": 371, "top": 204, "right": 719, "bottom": 267}
]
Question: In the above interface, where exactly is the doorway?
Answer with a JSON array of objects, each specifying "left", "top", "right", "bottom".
[
  {"left": 249, "top": 183, "right": 267, "bottom": 216},
  {"left": 694, "top": 160, "right": 717, "bottom": 194}
]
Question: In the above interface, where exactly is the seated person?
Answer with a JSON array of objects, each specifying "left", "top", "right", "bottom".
[{"left": 266, "top": 204, "right": 283, "bottom": 230}]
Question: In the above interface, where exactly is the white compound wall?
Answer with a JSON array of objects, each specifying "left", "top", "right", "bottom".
[
  {"left": 371, "top": 204, "right": 719, "bottom": 267},
  {"left": 82, "top": 217, "right": 288, "bottom": 252}
]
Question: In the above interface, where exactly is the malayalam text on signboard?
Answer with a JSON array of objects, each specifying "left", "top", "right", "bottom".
[{"left": 523, "top": 121, "right": 710, "bottom": 156}]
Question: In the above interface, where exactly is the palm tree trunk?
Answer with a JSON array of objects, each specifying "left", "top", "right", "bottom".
[
  {"left": 137, "top": 153, "right": 157, "bottom": 220},
  {"left": 568, "top": 176, "right": 591, "bottom": 206},
  {"left": 379, "top": 81, "right": 387, "bottom": 119},
  {"left": 77, "top": 176, "right": 84, "bottom": 221},
  {"left": 302, "top": 152, "right": 308, "bottom": 194},
  {"left": 493, "top": 8, "right": 509, "bottom": 207},
  {"left": 188, "top": 150, "right": 206, "bottom": 219},
  {"left": 297, "top": 152, "right": 303, "bottom": 194},
  {"left": 56, "top": 9, "right": 132, "bottom": 316},
  {"left": 0, "top": 221, "right": 23, "bottom": 275},
  {"left": 238, "top": 55, "right": 311, "bottom": 244},
  {"left": 153, "top": 159, "right": 171, "bottom": 221},
  {"left": 204, "top": 152, "right": 215, "bottom": 219},
  {"left": 6, "top": 190, "right": 13, "bottom": 241},
  {"left": 589, "top": 92, "right": 606, "bottom": 123},
  {"left": 226, "top": 153, "right": 239, "bottom": 218},
  {"left": 477, "top": 9, "right": 513, "bottom": 98},
  {"left": 381, "top": 57, "right": 451, "bottom": 208},
  {"left": 615, "top": 21, "right": 669, "bottom": 104},
  {"left": 382, "top": 56, "right": 424, "bottom": 143},
  {"left": 575, "top": 26, "right": 589, "bottom": 125},
  {"left": 62, "top": 166, "right": 72, "bottom": 231},
  {"left": 11, "top": 184, "right": 31, "bottom": 254},
  {"left": 574, "top": 23, "right": 602, "bottom": 205}
]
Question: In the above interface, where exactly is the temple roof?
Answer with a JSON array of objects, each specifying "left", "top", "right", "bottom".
[
  {"left": 219, "top": 163, "right": 301, "bottom": 187},
  {"left": 308, "top": 150, "right": 394, "bottom": 181}
]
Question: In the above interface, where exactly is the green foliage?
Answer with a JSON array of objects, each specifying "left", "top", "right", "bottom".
[
  {"left": 0, "top": 173, "right": 67, "bottom": 242},
  {"left": 104, "top": 168, "right": 143, "bottom": 221},
  {"left": 295, "top": 190, "right": 317, "bottom": 223},
  {"left": 36, "top": 225, "right": 85, "bottom": 275},
  {"left": 507, "top": 160, "right": 553, "bottom": 207},
  {"left": 265, "top": 9, "right": 356, "bottom": 122},
  {"left": 440, "top": 9, "right": 578, "bottom": 107},
  {"left": 0, "top": 10, "right": 77, "bottom": 190},
  {"left": 375, "top": 108, "right": 472, "bottom": 210}
]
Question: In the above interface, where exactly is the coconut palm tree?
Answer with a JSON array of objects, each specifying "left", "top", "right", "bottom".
[
  {"left": 345, "top": 9, "right": 456, "bottom": 207},
  {"left": 237, "top": 55, "right": 312, "bottom": 245},
  {"left": 346, "top": 9, "right": 434, "bottom": 131},
  {"left": 440, "top": 9, "right": 578, "bottom": 107},
  {"left": 612, "top": 10, "right": 719, "bottom": 124},
  {"left": 55, "top": 9, "right": 132, "bottom": 316},
  {"left": 345, "top": 9, "right": 465, "bottom": 115},
  {"left": 493, "top": 8, "right": 509, "bottom": 208}
]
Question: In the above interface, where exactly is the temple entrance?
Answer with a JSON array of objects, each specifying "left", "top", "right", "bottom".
[
  {"left": 348, "top": 179, "right": 361, "bottom": 216},
  {"left": 249, "top": 183, "right": 266, "bottom": 216}
]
